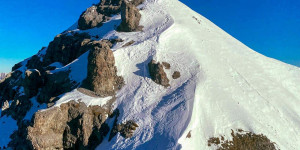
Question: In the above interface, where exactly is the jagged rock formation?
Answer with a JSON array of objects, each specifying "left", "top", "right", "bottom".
[
  {"left": 1, "top": 96, "right": 32, "bottom": 122},
  {"left": 0, "top": 71, "right": 23, "bottom": 103},
  {"left": 82, "top": 41, "right": 124, "bottom": 97},
  {"left": 9, "top": 100, "right": 112, "bottom": 150},
  {"left": 23, "top": 69, "right": 43, "bottom": 98},
  {"left": 37, "top": 70, "right": 76, "bottom": 103},
  {"left": 148, "top": 60, "right": 170, "bottom": 87},
  {"left": 117, "top": 0, "right": 143, "bottom": 32},
  {"left": 78, "top": 0, "right": 144, "bottom": 31},
  {"left": 43, "top": 32, "right": 91, "bottom": 66},
  {"left": 26, "top": 51, "right": 44, "bottom": 70},
  {"left": 78, "top": 0, "right": 123, "bottom": 30}
]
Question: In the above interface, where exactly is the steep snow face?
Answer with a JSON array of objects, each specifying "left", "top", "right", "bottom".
[{"left": 95, "top": 0, "right": 300, "bottom": 149}]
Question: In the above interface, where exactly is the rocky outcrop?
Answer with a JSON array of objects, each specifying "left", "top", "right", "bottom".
[
  {"left": 148, "top": 60, "right": 170, "bottom": 87},
  {"left": 1, "top": 96, "right": 32, "bottom": 122},
  {"left": 11, "top": 62, "right": 23, "bottom": 71},
  {"left": 208, "top": 129, "right": 277, "bottom": 150},
  {"left": 10, "top": 100, "right": 112, "bottom": 150},
  {"left": 43, "top": 32, "right": 91, "bottom": 66},
  {"left": 78, "top": 0, "right": 123, "bottom": 30},
  {"left": 0, "top": 70, "right": 23, "bottom": 103},
  {"left": 38, "top": 70, "right": 76, "bottom": 104},
  {"left": 82, "top": 41, "right": 124, "bottom": 97},
  {"left": 23, "top": 69, "right": 43, "bottom": 98},
  {"left": 78, "top": 5, "right": 106, "bottom": 30},
  {"left": 26, "top": 55, "right": 43, "bottom": 70},
  {"left": 109, "top": 109, "right": 139, "bottom": 140},
  {"left": 117, "top": 0, "right": 143, "bottom": 32}
]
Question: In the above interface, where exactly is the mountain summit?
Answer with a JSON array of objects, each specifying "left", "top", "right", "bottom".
[{"left": 1, "top": 0, "right": 300, "bottom": 149}]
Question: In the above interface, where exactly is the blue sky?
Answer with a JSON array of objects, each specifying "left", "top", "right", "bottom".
[{"left": 0, "top": 0, "right": 299, "bottom": 73}]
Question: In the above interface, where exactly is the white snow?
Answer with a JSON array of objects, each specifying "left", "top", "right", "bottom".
[
  {"left": 54, "top": 89, "right": 112, "bottom": 107},
  {"left": 51, "top": 51, "right": 89, "bottom": 83},
  {"left": 95, "top": 0, "right": 300, "bottom": 149},
  {"left": 1, "top": 0, "right": 300, "bottom": 149}
]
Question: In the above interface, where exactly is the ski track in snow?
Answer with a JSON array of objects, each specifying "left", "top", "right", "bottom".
[{"left": 1, "top": 0, "right": 300, "bottom": 149}]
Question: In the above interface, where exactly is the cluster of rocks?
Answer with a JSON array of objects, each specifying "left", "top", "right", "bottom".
[
  {"left": 78, "top": 0, "right": 144, "bottom": 31},
  {"left": 148, "top": 60, "right": 181, "bottom": 87},
  {"left": 9, "top": 101, "right": 113, "bottom": 150},
  {"left": 109, "top": 109, "right": 139, "bottom": 141},
  {"left": 208, "top": 129, "right": 277, "bottom": 150},
  {"left": 0, "top": 0, "right": 147, "bottom": 149}
]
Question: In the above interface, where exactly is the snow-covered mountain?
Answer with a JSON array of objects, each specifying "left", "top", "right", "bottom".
[{"left": 1, "top": 0, "right": 300, "bottom": 149}]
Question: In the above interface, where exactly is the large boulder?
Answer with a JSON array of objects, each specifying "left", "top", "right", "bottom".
[
  {"left": 24, "top": 101, "right": 111, "bottom": 150},
  {"left": 117, "top": 0, "right": 143, "bottom": 32},
  {"left": 82, "top": 41, "right": 124, "bottom": 97},
  {"left": 148, "top": 60, "right": 170, "bottom": 87},
  {"left": 43, "top": 32, "right": 91, "bottom": 66}
]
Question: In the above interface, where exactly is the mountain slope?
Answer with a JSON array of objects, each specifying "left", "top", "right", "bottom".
[{"left": 0, "top": 0, "right": 300, "bottom": 149}]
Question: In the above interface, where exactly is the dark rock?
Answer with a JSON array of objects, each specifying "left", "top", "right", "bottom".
[
  {"left": 11, "top": 62, "right": 23, "bottom": 71},
  {"left": 162, "top": 62, "right": 171, "bottom": 69},
  {"left": 110, "top": 38, "right": 124, "bottom": 45},
  {"left": 37, "top": 70, "right": 77, "bottom": 104},
  {"left": 8, "top": 120, "right": 32, "bottom": 150},
  {"left": 122, "top": 40, "right": 135, "bottom": 47},
  {"left": 26, "top": 55, "right": 43, "bottom": 70},
  {"left": 130, "top": 0, "right": 145, "bottom": 6},
  {"left": 208, "top": 129, "right": 277, "bottom": 150},
  {"left": 119, "top": 120, "right": 139, "bottom": 138},
  {"left": 43, "top": 33, "right": 91, "bottom": 66},
  {"left": 108, "top": 109, "right": 120, "bottom": 141},
  {"left": 172, "top": 71, "right": 181, "bottom": 79},
  {"left": 186, "top": 131, "right": 192, "bottom": 138},
  {"left": 109, "top": 110, "right": 139, "bottom": 140},
  {"left": 78, "top": 5, "right": 104, "bottom": 30},
  {"left": 78, "top": 0, "right": 123, "bottom": 30},
  {"left": 148, "top": 60, "right": 170, "bottom": 87},
  {"left": 82, "top": 41, "right": 124, "bottom": 97},
  {"left": 23, "top": 69, "right": 43, "bottom": 98},
  {"left": 1, "top": 96, "right": 32, "bottom": 123},
  {"left": 23, "top": 101, "right": 112, "bottom": 150},
  {"left": 117, "top": 0, "right": 143, "bottom": 32},
  {"left": 0, "top": 70, "right": 23, "bottom": 104}
]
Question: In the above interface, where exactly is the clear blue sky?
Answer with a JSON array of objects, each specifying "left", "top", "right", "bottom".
[{"left": 0, "top": 0, "right": 299, "bottom": 73}]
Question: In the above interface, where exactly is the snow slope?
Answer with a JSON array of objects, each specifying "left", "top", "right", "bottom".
[
  {"left": 95, "top": 0, "right": 300, "bottom": 149},
  {"left": 1, "top": 0, "right": 300, "bottom": 149}
]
